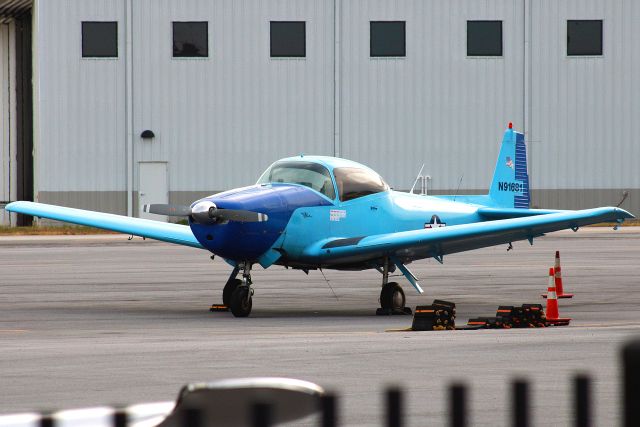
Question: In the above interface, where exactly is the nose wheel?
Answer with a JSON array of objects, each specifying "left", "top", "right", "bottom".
[
  {"left": 223, "top": 278, "right": 242, "bottom": 306},
  {"left": 228, "top": 263, "right": 254, "bottom": 317},
  {"left": 230, "top": 285, "right": 253, "bottom": 317}
]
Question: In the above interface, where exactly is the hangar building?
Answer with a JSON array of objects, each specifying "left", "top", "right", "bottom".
[{"left": 1, "top": 0, "right": 638, "bottom": 225}]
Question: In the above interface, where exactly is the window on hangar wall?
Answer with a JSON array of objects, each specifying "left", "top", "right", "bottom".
[
  {"left": 467, "top": 21, "right": 503, "bottom": 56},
  {"left": 270, "top": 21, "right": 306, "bottom": 57},
  {"left": 82, "top": 22, "right": 118, "bottom": 58},
  {"left": 173, "top": 22, "right": 209, "bottom": 57},
  {"left": 567, "top": 20, "right": 602, "bottom": 56},
  {"left": 370, "top": 21, "right": 406, "bottom": 57}
]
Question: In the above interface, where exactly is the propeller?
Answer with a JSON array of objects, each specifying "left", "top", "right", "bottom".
[{"left": 143, "top": 201, "right": 268, "bottom": 224}]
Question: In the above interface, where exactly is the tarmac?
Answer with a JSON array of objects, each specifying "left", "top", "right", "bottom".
[{"left": 1, "top": 227, "right": 639, "bottom": 426}]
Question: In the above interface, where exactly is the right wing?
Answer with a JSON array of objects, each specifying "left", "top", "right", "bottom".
[
  {"left": 5, "top": 201, "right": 204, "bottom": 249},
  {"left": 477, "top": 207, "right": 564, "bottom": 220},
  {"left": 303, "top": 207, "right": 633, "bottom": 264}
]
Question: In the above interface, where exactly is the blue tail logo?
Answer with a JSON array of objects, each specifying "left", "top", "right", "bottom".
[{"left": 488, "top": 124, "right": 530, "bottom": 209}]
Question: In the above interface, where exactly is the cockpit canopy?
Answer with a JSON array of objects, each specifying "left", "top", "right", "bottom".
[
  {"left": 257, "top": 160, "right": 389, "bottom": 202},
  {"left": 257, "top": 161, "right": 336, "bottom": 199}
]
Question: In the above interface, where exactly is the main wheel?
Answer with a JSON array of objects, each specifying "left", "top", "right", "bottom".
[
  {"left": 380, "top": 282, "right": 405, "bottom": 310},
  {"left": 223, "top": 278, "right": 242, "bottom": 306},
  {"left": 230, "top": 286, "right": 253, "bottom": 317}
]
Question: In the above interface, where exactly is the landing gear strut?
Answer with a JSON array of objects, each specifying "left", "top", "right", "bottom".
[
  {"left": 229, "top": 263, "right": 254, "bottom": 317},
  {"left": 377, "top": 257, "right": 410, "bottom": 315}
]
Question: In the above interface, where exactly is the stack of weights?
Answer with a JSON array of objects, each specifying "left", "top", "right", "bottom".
[
  {"left": 496, "top": 306, "right": 520, "bottom": 328},
  {"left": 467, "top": 316, "right": 505, "bottom": 329},
  {"left": 521, "top": 303, "right": 546, "bottom": 327},
  {"left": 411, "top": 300, "right": 456, "bottom": 331},
  {"left": 467, "top": 304, "right": 547, "bottom": 329}
]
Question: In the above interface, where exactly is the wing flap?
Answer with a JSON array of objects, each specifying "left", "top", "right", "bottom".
[
  {"left": 305, "top": 207, "right": 633, "bottom": 264},
  {"left": 477, "top": 207, "right": 564, "bottom": 220},
  {"left": 5, "top": 201, "right": 204, "bottom": 249}
]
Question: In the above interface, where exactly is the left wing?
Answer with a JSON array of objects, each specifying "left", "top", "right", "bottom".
[
  {"left": 304, "top": 207, "right": 633, "bottom": 264},
  {"left": 5, "top": 201, "right": 204, "bottom": 249}
]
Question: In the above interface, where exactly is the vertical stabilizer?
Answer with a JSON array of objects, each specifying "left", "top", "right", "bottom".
[{"left": 488, "top": 124, "right": 530, "bottom": 208}]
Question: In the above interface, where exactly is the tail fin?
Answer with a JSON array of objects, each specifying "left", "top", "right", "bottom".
[{"left": 487, "top": 123, "right": 530, "bottom": 208}]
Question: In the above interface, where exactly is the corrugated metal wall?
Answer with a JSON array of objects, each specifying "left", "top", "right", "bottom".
[
  {"left": 131, "top": 0, "right": 335, "bottom": 194},
  {"left": 0, "top": 21, "right": 16, "bottom": 224},
  {"left": 35, "top": 0, "right": 126, "bottom": 192},
  {"left": 0, "top": 23, "right": 11, "bottom": 204},
  {"left": 30, "top": 0, "right": 639, "bottom": 216},
  {"left": 340, "top": 0, "right": 524, "bottom": 191},
  {"left": 0, "top": 24, "right": 15, "bottom": 224},
  {"left": 529, "top": 0, "right": 640, "bottom": 211}
]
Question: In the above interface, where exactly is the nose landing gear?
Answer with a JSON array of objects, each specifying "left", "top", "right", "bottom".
[{"left": 229, "top": 263, "right": 254, "bottom": 317}]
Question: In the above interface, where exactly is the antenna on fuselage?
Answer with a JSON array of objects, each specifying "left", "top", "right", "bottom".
[
  {"left": 409, "top": 164, "right": 424, "bottom": 194},
  {"left": 617, "top": 190, "right": 629, "bottom": 207},
  {"left": 409, "top": 164, "right": 431, "bottom": 195},
  {"left": 452, "top": 174, "right": 464, "bottom": 202}
]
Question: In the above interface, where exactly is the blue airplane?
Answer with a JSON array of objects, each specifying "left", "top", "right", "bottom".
[{"left": 6, "top": 124, "right": 633, "bottom": 317}]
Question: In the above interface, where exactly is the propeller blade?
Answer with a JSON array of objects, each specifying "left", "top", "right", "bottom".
[
  {"left": 143, "top": 204, "right": 192, "bottom": 217},
  {"left": 143, "top": 202, "right": 268, "bottom": 223},
  {"left": 214, "top": 209, "right": 269, "bottom": 223}
]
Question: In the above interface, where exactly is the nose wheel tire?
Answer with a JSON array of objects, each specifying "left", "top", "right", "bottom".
[
  {"left": 380, "top": 282, "right": 406, "bottom": 310},
  {"left": 230, "top": 285, "right": 253, "bottom": 317},
  {"left": 223, "top": 278, "right": 242, "bottom": 306}
]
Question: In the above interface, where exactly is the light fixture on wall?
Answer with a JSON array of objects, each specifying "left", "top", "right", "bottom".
[{"left": 140, "top": 130, "right": 155, "bottom": 139}]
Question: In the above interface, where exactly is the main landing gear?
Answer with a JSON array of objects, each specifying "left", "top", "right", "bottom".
[
  {"left": 380, "top": 282, "right": 405, "bottom": 310},
  {"left": 377, "top": 258, "right": 411, "bottom": 315},
  {"left": 221, "top": 263, "right": 254, "bottom": 317}
]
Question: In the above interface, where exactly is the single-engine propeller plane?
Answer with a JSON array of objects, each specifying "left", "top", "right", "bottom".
[{"left": 6, "top": 124, "right": 633, "bottom": 317}]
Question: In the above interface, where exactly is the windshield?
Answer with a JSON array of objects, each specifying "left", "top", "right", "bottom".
[
  {"left": 333, "top": 167, "right": 389, "bottom": 202},
  {"left": 257, "top": 161, "right": 336, "bottom": 199}
]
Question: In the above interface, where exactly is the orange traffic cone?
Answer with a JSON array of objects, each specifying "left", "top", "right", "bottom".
[
  {"left": 545, "top": 267, "right": 571, "bottom": 326},
  {"left": 542, "top": 251, "right": 574, "bottom": 298},
  {"left": 553, "top": 251, "right": 573, "bottom": 298}
]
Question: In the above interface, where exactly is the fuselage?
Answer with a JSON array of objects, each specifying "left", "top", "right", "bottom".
[{"left": 188, "top": 156, "right": 485, "bottom": 268}]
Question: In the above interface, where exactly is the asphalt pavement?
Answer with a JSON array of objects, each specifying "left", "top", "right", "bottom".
[{"left": 1, "top": 228, "right": 639, "bottom": 426}]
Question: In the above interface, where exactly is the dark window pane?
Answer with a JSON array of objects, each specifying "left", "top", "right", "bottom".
[
  {"left": 173, "top": 22, "right": 208, "bottom": 57},
  {"left": 370, "top": 21, "right": 406, "bottom": 57},
  {"left": 467, "top": 21, "right": 502, "bottom": 56},
  {"left": 82, "top": 22, "right": 118, "bottom": 58},
  {"left": 567, "top": 20, "right": 602, "bottom": 56},
  {"left": 334, "top": 167, "right": 388, "bottom": 202},
  {"left": 270, "top": 21, "right": 306, "bottom": 57}
]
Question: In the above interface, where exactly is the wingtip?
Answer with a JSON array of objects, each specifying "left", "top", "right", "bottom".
[
  {"left": 623, "top": 210, "right": 635, "bottom": 219},
  {"left": 611, "top": 206, "right": 635, "bottom": 219},
  {"left": 4, "top": 200, "right": 27, "bottom": 212}
]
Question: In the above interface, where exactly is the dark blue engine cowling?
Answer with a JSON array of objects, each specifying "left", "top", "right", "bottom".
[{"left": 189, "top": 184, "right": 332, "bottom": 261}]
